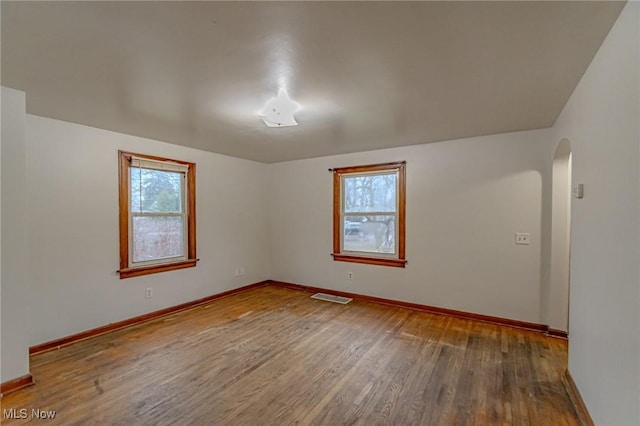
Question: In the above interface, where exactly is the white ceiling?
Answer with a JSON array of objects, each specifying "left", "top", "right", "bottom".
[{"left": 1, "top": 1, "right": 625, "bottom": 163}]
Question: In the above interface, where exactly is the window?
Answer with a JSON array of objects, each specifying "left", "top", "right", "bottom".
[
  {"left": 332, "top": 162, "right": 406, "bottom": 268},
  {"left": 118, "top": 151, "right": 196, "bottom": 279}
]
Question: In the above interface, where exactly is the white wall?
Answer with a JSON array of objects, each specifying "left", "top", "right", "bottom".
[
  {"left": 1, "top": 87, "right": 31, "bottom": 383},
  {"left": 551, "top": 2, "right": 640, "bottom": 424},
  {"left": 26, "top": 115, "right": 270, "bottom": 345},
  {"left": 269, "top": 129, "right": 552, "bottom": 324}
]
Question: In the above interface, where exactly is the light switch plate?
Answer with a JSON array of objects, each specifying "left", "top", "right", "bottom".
[
  {"left": 572, "top": 184, "right": 584, "bottom": 199},
  {"left": 515, "top": 233, "right": 530, "bottom": 245}
]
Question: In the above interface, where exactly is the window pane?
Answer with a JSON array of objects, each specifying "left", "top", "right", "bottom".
[
  {"left": 343, "top": 215, "right": 396, "bottom": 254},
  {"left": 132, "top": 216, "right": 184, "bottom": 263},
  {"left": 344, "top": 173, "right": 396, "bottom": 213},
  {"left": 131, "top": 167, "right": 183, "bottom": 213}
]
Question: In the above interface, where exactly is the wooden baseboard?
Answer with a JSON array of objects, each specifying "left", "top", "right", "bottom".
[
  {"left": 30, "top": 280, "right": 270, "bottom": 356},
  {"left": 269, "top": 280, "right": 557, "bottom": 335},
  {"left": 563, "top": 370, "right": 595, "bottom": 426},
  {"left": 29, "top": 278, "right": 566, "bottom": 357},
  {"left": 0, "top": 374, "right": 34, "bottom": 397},
  {"left": 547, "top": 328, "right": 569, "bottom": 339}
]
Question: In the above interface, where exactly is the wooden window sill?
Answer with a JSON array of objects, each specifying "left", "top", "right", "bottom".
[
  {"left": 119, "top": 259, "right": 198, "bottom": 279},
  {"left": 332, "top": 254, "right": 407, "bottom": 268}
]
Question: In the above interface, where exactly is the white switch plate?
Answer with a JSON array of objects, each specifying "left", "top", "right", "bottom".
[
  {"left": 572, "top": 184, "right": 584, "bottom": 199},
  {"left": 145, "top": 288, "right": 153, "bottom": 299},
  {"left": 515, "top": 233, "right": 530, "bottom": 245}
]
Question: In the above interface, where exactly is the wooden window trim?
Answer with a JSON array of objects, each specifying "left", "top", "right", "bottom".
[
  {"left": 332, "top": 161, "right": 407, "bottom": 268},
  {"left": 118, "top": 151, "right": 197, "bottom": 279}
]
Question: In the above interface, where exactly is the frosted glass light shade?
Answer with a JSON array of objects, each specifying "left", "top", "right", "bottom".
[{"left": 259, "top": 88, "right": 301, "bottom": 127}]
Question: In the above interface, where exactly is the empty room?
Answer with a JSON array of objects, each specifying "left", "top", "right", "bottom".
[{"left": 1, "top": 1, "right": 639, "bottom": 425}]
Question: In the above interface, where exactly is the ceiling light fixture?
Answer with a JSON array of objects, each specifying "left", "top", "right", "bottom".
[{"left": 259, "top": 88, "right": 301, "bottom": 127}]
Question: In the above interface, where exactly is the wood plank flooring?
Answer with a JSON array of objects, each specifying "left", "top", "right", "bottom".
[{"left": 1, "top": 285, "right": 577, "bottom": 425}]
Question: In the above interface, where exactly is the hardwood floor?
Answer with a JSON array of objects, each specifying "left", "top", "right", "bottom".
[{"left": 1, "top": 286, "right": 577, "bottom": 425}]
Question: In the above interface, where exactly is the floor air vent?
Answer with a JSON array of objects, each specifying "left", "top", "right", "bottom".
[{"left": 311, "top": 293, "right": 353, "bottom": 304}]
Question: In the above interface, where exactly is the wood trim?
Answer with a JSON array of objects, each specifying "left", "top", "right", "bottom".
[
  {"left": 27, "top": 277, "right": 563, "bottom": 358},
  {"left": 118, "top": 150, "right": 197, "bottom": 279},
  {"left": 118, "top": 259, "right": 198, "bottom": 279},
  {"left": 0, "top": 374, "right": 34, "bottom": 397},
  {"left": 397, "top": 162, "right": 406, "bottom": 260},
  {"left": 331, "top": 161, "right": 407, "bottom": 175},
  {"left": 30, "top": 281, "right": 270, "bottom": 356},
  {"left": 332, "top": 161, "right": 406, "bottom": 267},
  {"left": 118, "top": 151, "right": 196, "bottom": 166},
  {"left": 269, "top": 280, "right": 549, "bottom": 334},
  {"left": 547, "top": 328, "right": 569, "bottom": 339},
  {"left": 187, "top": 162, "right": 196, "bottom": 260},
  {"left": 563, "top": 370, "right": 595, "bottom": 426},
  {"left": 331, "top": 254, "right": 407, "bottom": 268},
  {"left": 118, "top": 150, "right": 130, "bottom": 272},
  {"left": 333, "top": 169, "right": 341, "bottom": 255}
]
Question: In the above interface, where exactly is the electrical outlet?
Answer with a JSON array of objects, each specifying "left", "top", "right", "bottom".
[
  {"left": 239, "top": 267, "right": 245, "bottom": 276},
  {"left": 515, "top": 233, "right": 530, "bottom": 245},
  {"left": 145, "top": 288, "right": 153, "bottom": 299},
  {"left": 348, "top": 272, "right": 353, "bottom": 280}
]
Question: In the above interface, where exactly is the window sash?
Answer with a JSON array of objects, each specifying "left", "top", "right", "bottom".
[
  {"left": 342, "top": 170, "right": 398, "bottom": 214},
  {"left": 130, "top": 166, "right": 186, "bottom": 214},
  {"left": 131, "top": 156, "right": 189, "bottom": 173},
  {"left": 128, "top": 166, "right": 188, "bottom": 268},
  {"left": 341, "top": 215, "right": 399, "bottom": 257},
  {"left": 131, "top": 212, "right": 183, "bottom": 217},
  {"left": 340, "top": 171, "right": 400, "bottom": 258}
]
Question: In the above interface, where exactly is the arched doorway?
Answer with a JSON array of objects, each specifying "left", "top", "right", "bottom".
[{"left": 549, "top": 139, "right": 572, "bottom": 334}]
